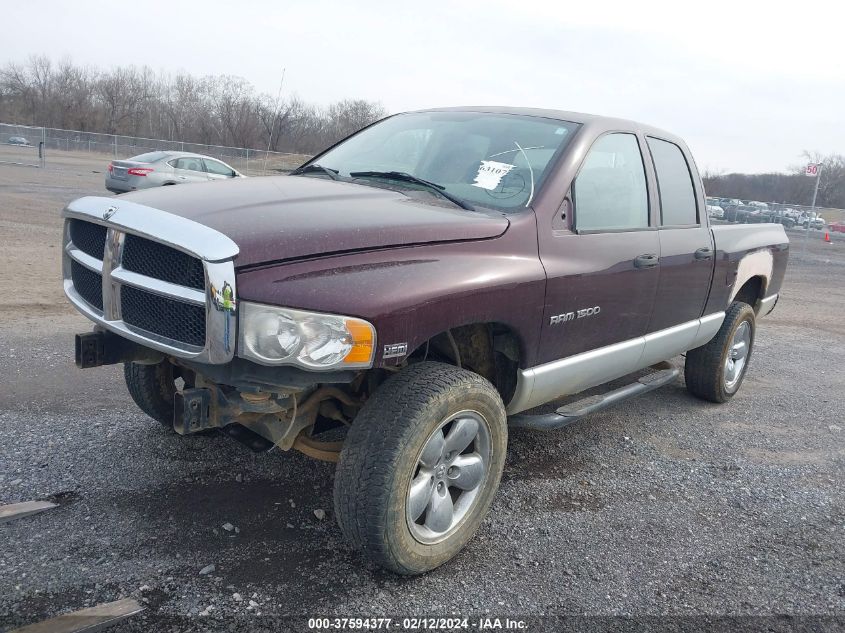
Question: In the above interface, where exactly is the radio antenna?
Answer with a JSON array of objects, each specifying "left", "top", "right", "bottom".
[{"left": 263, "top": 67, "right": 286, "bottom": 174}]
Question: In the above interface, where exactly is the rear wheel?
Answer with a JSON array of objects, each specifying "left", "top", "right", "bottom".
[
  {"left": 685, "top": 301, "right": 756, "bottom": 403},
  {"left": 334, "top": 362, "right": 507, "bottom": 575}
]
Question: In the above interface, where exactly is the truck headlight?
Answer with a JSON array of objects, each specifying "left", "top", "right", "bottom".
[{"left": 239, "top": 302, "right": 375, "bottom": 369}]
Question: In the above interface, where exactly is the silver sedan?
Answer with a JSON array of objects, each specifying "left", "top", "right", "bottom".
[{"left": 105, "top": 151, "right": 244, "bottom": 194}]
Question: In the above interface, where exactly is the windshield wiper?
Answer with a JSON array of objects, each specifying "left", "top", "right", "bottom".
[
  {"left": 290, "top": 163, "right": 340, "bottom": 180},
  {"left": 349, "top": 170, "right": 475, "bottom": 211}
]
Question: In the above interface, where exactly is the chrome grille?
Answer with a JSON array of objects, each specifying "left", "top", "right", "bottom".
[
  {"left": 62, "top": 197, "right": 239, "bottom": 364},
  {"left": 121, "top": 285, "right": 206, "bottom": 347},
  {"left": 70, "top": 260, "right": 103, "bottom": 310},
  {"left": 122, "top": 234, "right": 205, "bottom": 290},
  {"left": 69, "top": 219, "right": 107, "bottom": 260}
]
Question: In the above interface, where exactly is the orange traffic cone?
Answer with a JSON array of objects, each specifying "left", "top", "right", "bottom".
[{"left": 824, "top": 231, "right": 831, "bottom": 243}]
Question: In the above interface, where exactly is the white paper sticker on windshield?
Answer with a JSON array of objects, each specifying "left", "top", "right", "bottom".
[{"left": 472, "top": 161, "right": 515, "bottom": 190}]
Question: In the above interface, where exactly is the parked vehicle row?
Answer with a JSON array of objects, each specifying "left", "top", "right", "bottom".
[
  {"left": 706, "top": 196, "right": 828, "bottom": 229},
  {"left": 803, "top": 215, "right": 826, "bottom": 230},
  {"left": 705, "top": 197, "right": 724, "bottom": 219}
]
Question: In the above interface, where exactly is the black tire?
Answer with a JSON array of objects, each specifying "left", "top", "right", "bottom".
[
  {"left": 685, "top": 301, "right": 756, "bottom": 403},
  {"left": 123, "top": 361, "right": 177, "bottom": 427},
  {"left": 334, "top": 361, "right": 507, "bottom": 575}
]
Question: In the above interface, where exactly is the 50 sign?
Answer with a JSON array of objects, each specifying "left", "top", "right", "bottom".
[{"left": 805, "top": 163, "right": 820, "bottom": 177}]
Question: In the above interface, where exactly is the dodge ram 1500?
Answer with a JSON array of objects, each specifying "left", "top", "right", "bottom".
[{"left": 62, "top": 107, "right": 788, "bottom": 574}]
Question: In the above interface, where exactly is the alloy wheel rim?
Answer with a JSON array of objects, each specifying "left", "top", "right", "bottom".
[
  {"left": 724, "top": 320, "right": 751, "bottom": 392},
  {"left": 405, "top": 410, "right": 492, "bottom": 545}
]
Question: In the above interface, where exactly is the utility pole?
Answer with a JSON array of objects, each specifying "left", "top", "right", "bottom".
[{"left": 802, "top": 163, "right": 822, "bottom": 253}]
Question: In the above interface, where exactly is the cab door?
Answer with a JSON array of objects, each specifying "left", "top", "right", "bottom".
[
  {"left": 644, "top": 136, "right": 715, "bottom": 332},
  {"left": 537, "top": 132, "right": 660, "bottom": 367}
]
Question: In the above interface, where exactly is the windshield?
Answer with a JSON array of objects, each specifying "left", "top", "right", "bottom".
[{"left": 305, "top": 111, "right": 579, "bottom": 210}]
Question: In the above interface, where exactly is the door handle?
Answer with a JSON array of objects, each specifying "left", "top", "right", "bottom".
[
  {"left": 694, "top": 247, "right": 713, "bottom": 260},
  {"left": 634, "top": 253, "right": 659, "bottom": 269}
]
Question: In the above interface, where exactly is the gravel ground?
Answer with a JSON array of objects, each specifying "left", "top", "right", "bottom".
[{"left": 0, "top": 161, "right": 843, "bottom": 632}]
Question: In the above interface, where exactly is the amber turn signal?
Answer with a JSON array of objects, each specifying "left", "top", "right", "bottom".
[{"left": 343, "top": 319, "right": 375, "bottom": 364}]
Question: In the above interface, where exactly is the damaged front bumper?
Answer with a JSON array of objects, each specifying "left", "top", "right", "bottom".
[{"left": 74, "top": 329, "right": 360, "bottom": 461}]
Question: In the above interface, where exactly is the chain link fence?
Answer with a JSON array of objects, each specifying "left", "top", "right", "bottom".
[{"left": 0, "top": 122, "right": 309, "bottom": 176}]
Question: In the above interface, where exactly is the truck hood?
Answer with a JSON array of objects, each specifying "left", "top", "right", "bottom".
[{"left": 121, "top": 175, "right": 509, "bottom": 268}]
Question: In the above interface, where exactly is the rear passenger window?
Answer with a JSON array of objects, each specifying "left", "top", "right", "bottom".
[
  {"left": 573, "top": 133, "right": 649, "bottom": 231},
  {"left": 175, "top": 157, "right": 205, "bottom": 172},
  {"left": 647, "top": 137, "right": 698, "bottom": 225}
]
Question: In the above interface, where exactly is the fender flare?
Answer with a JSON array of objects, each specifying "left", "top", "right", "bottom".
[{"left": 729, "top": 249, "right": 772, "bottom": 303}]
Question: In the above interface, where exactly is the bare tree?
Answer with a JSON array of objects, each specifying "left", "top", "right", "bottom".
[
  {"left": 0, "top": 56, "right": 387, "bottom": 155},
  {"left": 798, "top": 151, "right": 845, "bottom": 208},
  {"left": 702, "top": 151, "right": 845, "bottom": 209}
]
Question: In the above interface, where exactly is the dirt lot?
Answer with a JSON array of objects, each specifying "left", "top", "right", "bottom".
[{"left": 0, "top": 159, "right": 843, "bottom": 632}]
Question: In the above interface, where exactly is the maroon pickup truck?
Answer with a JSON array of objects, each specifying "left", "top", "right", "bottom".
[{"left": 62, "top": 107, "right": 788, "bottom": 574}]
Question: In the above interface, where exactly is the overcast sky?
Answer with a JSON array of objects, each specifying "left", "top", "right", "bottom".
[{"left": 3, "top": 0, "right": 843, "bottom": 174}]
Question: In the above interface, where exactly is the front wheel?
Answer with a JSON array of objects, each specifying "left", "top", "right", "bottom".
[
  {"left": 124, "top": 360, "right": 189, "bottom": 428},
  {"left": 685, "top": 302, "right": 756, "bottom": 403},
  {"left": 333, "top": 362, "right": 507, "bottom": 575}
]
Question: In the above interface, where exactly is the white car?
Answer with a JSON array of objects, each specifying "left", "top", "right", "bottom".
[
  {"left": 707, "top": 204, "right": 724, "bottom": 219},
  {"left": 799, "top": 214, "right": 826, "bottom": 230}
]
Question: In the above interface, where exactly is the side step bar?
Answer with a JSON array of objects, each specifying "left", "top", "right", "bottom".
[{"left": 508, "top": 367, "right": 680, "bottom": 431}]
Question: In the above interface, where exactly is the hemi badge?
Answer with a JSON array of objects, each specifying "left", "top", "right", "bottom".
[{"left": 383, "top": 343, "right": 408, "bottom": 359}]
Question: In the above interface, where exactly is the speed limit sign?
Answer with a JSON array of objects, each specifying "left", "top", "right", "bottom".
[{"left": 806, "top": 163, "right": 819, "bottom": 177}]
